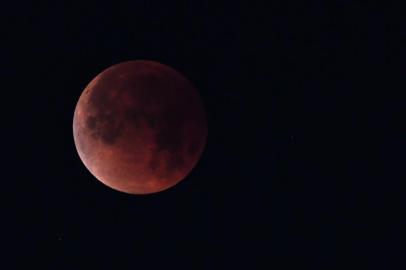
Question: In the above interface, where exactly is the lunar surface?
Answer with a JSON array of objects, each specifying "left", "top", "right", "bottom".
[{"left": 73, "top": 60, "right": 207, "bottom": 194}]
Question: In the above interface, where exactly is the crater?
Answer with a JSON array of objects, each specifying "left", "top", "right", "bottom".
[{"left": 85, "top": 111, "right": 124, "bottom": 145}]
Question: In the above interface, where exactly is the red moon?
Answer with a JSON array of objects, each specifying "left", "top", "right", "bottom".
[{"left": 73, "top": 60, "right": 207, "bottom": 194}]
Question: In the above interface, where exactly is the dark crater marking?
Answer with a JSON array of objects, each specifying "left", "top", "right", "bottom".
[{"left": 85, "top": 75, "right": 128, "bottom": 145}]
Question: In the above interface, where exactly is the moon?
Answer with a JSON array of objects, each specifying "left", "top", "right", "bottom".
[{"left": 73, "top": 60, "right": 207, "bottom": 194}]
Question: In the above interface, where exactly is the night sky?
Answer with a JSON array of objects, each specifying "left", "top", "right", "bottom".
[{"left": 2, "top": 1, "right": 404, "bottom": 269}]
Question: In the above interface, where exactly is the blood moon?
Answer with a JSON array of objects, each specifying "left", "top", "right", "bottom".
[{"left": 73, "top": 60, "right": 207, "bottom": 194}]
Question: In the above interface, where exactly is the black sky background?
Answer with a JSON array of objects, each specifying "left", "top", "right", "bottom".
[{"left": 1, "top": 1, "right": 404, "bottom": 269}]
